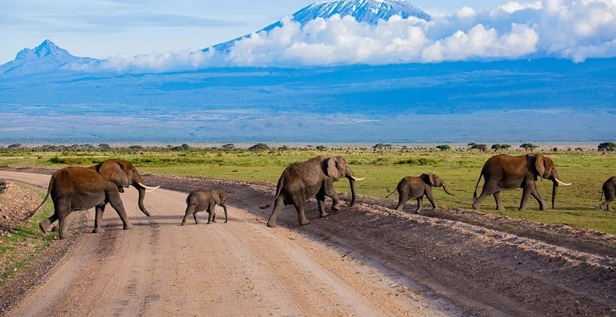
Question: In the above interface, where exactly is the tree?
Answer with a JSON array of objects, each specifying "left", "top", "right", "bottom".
[
  {"left": 373, "top": 143, "right": 387, "bottom": 151},
  {"left": 436, "top": 144, "right": 451, "bottom": 151},
  {"left": 491, "top": 144, "right": 511, "bottom": 151},
  {"left": 221, "top": 143, "right": 235, "bottom": 150},
  {"left": 520, "top": 143, "right": 538, "bottom": 151},
  {"left": 598, "top": 142, "right": 616, "bottom": 152},
  {"left": 7, "top": 143, "right": 22, "bottom": 149},
  {"left": 277, "top": 145, "right": 289, "bottom": 151},
  {"left": 316, "top": 145, "right": 327, "bottom": 151},
  {"left": 248, "top": 143, "right": 270, "bottom": 152},
  {"left": 469, "top": 143, "right": 487, "bottom": 152},
  {"left": 98, "top": 143, "right": 111, "bottom": 150}
]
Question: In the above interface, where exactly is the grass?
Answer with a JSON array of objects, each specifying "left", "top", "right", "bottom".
[
  {"left": 0, "top": 188, "right": 55, "bottom": 286},
  {"left": 1, "top": 147, "right": 615, "bottom": 235}
]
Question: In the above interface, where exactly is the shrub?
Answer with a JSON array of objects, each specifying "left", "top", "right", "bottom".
[
  {"left": 0, "top": 179, "right": 7, "bottom": 195},
  {"left": 248, "top": 143, "right": 270, "bottom": 152}
]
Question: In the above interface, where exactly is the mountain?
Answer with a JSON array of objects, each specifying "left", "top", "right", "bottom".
[
  {"left": 0, "top": 40, "right": 98, "bottom": 77},
  {"left": 209, "top": 0, "right": 431, "bottom": 52}
]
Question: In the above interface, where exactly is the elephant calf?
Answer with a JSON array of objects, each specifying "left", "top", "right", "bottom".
[
  {"left": 386, "top": 173, "right": 454, "bottom": 213},
  {"left": 182, "top": 189, "right": 228, "bottom": 225},
  {"left": 600, "top": 176, "right": 616, "bottom": 211}
]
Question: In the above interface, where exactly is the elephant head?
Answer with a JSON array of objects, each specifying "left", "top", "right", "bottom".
[
  {"left": 212, "top": 190, "right": 228, "bottom": 223},
  {"left": 92, "top": 159, "right": 159, "bottom": 216},
  {"left": 532, "top": 154, "right": 571, "bottom": 209},
  {"left": 420, "top": 173, "right": 455, "bottom": 196},
  {"left": 324, "top": 156, "right": 362, "bottom": 206}
]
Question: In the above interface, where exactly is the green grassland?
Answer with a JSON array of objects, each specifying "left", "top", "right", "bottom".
[
  {"left": 0, "top": 187, "right": 55, "bottom": 286},
  {"left": 1, "top": 145, "right": 615, "bottom": 235}
]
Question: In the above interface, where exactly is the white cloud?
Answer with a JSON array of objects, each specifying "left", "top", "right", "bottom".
[{"left": 95, "top": 0, "right": 616, "bottom": 70}]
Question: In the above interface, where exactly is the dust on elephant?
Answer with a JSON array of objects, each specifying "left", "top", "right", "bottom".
[
  {"left": 34, "top": 167, "right": 134, "bottom": 239},
  {"left": 386, "top": 173, "right": 454, "bottom": 213},
  {"left": 599, "top": 176, "right": 616, "bottom": 211},
  {"left": 261, "top": 155, "right": 363, "bottom": 227},
  {"left": 472, "top": 154, "right": 571, "bottom": 211},
  {"left": 90, "top": 159, "right": 159, "bottom": 216},
  {"left": 182, "top": 189, "right": 228, "bottom": 225}
]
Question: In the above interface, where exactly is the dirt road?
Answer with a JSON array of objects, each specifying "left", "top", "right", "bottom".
[{"left": 0, "top": 171, "right": 462, "bottom": 317}]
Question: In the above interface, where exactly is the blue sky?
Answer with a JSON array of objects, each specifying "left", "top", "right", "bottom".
[{"left": 0, "top": 0, "right": 502, "bottom": 63}]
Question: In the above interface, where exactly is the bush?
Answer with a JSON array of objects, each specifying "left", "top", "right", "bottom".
[{"left": 49, "top": 156, "right": 92, "bottom": 165}]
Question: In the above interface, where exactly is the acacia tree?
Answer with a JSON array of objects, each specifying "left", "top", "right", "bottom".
[
  {"left": 520, "top": 143, "right": 538, "bottom": 151},
  {"left": 436, "top": 144, "right": 451, "bottom": 151},
  {"left": 248, "top": 143, "right": 270, "bottom": 152},
  {"left": 598, "top": 142, "right": 616, "bottom": 152}
]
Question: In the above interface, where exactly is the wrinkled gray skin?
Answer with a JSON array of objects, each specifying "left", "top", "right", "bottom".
[
  {"left": 472, "top": 154, "right": 571, "bottom": 211},
  {"left": 90, "top": 159, "right": 157, "bottom": 216},
  {"left": 261, "top": 155, "right": 359, "bottom": 227},
  {"left": 182, "top": 189, "right": 228, "bottom": 225},
  {"left": 386, "top": 173, "right": 454, "bottom": 213},
  {"left": 35, "top": 167, "right": 133, "bottom": 239},
  {"left": 599, "top": 176, "right": 616, "bottom": 211}
]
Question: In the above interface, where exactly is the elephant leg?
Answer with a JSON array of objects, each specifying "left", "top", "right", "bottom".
[
  {"left": 295, "top": 202, "right": 310, "bottom": 226},
  {"left": 107, "top": 190, "right": 133, "bottom": 230},
  {"left": 266, "top": 196, "right": 285, "bottom": 227},
  {"left": 608, "top": 199, "right": 614, "bottom": 211},
  {"left": 58, "top": 213, "right": 72, "bottom": 239},
  {"left": 395, "top": 191, "right": 409, "bottom": 211},
  {"left": 316, "top": 190, "right": 328, "bottom": 218},
  {"left": 323, "top": 181, "right": 341, "bottom": 211},
  {"left": 425, "top": 191, "right": 437, "bottom": 210},
  {"left": 519, "top": 187, "right": 532, "bottom": 211},
  {"left": 182, "top": 205, "right": 196, "bottom": 225},
  {"left": 39, "top": 212, "right": 59, "bottom": 234},
  {"left": 212, "top": 211, "right": 217, "bottom": 223},
  {"left": 530, "top": 186, "right": 546, "bottom": 211},
  {"left": 493, "top": 192, "right": 505, "bottom": 211},
  {"left": 93, "top": 204, "right": 106, "bottom": 233},
  {"left": 472, "top": 182, "right": 497, "bottom": 210},
  {"left": 194, "top": 213, "right": 202, "bottom": 225},
  {"left": 207, "top": 209, "right": 215, "bottom": 224},
  {"left": 414, "top": 197, "right": 424, "bottom": 214}
]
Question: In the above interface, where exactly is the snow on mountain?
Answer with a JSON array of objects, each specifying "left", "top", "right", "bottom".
[
  {"left": 210, "top": 0, "right": 430, "bottom": 52},
  {"left": 0, "top": 40, "right": 98, "bottom": 77}
]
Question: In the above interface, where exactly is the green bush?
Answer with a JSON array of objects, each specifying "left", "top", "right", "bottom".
[
  {"left": 48, "top": 157, "right": 92, "bottom": 165},
  {"left": 0, "top": 179, "right": 7, "bottom": 195}
]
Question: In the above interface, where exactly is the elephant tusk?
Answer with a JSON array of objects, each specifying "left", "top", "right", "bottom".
[
  {"left": 350, "top": 176, "right": 365, "bottom": 181},
  {"left": 554, "top": 178, "right": 572, "bottom": 186},
  {"left": 138, "top": 182, "right": 160, "bottom": 192}
]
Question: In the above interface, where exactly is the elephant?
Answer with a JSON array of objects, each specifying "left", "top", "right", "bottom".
[
  {"left": 181, "top": 189, "right": 228, "bottom": 225},
  {"left": 89, "top": 159, "right": 159, "bottom": 216},
  {"left": 385, "top": 173, "right": 454, "bottom": 213},
  {"left": 599, "top": 176, "right": 616, "bottom": 211},
  {"left": 472, "top": 154, "right": 571, "bottom": 211},
  {"left": 261, "top": 155, "right": 363, "bottom": 227},
  {"left": 34, "top": 167, "right": 135, "bottom": 239}
]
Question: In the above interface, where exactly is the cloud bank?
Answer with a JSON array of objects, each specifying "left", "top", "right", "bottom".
[{"left": 97, "top": 0, "right": 616, "bottom": 71}]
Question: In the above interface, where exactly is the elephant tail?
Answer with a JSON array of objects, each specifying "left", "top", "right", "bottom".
[
  {"left": 472, "top": 173, "right": 483, "bottom": 202},
  {"left": 26, "top": 174, "right": 54, "bottom": 220},
  {"left": 384, "top": 187, "right": 397, "bottom": 198},
  {"left": 260, "top": 177, "right": 284, "bottom": 209},
  {"left": 599, "top": 189, "right": 604, "bottom": 201}
]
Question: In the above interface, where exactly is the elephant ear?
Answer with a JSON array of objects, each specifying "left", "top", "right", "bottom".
[
  {"left": 534, "top": 154, "right": 546, "bottom": 177},
  {"left": 325, "top": 158, "right": 340, "bottom": 181},
  {"left": 420, "top": 174, "right": 433, "bottom": 186},
  {"left": 428, "top": 174, "right": 436, "bottom": 187},
  {"left": 98, "top": 160, "right": 130, "bottom": 187}
]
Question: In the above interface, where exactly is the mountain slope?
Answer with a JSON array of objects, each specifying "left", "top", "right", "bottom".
[
  {"left": 0, "top": 40, "right": 97, "bottom": 77},
  {"left": 209, "top": 0, "right": 431, "bottom": 52}
]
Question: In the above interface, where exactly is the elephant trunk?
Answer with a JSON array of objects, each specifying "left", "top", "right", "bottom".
[
  {"left": 133, "top": 172, "right": 153, "bottom": 217},
  {"left": 552, "top": 182, "right": 558, "bottom": 209},
  {"left": 223, "top": 205, "right": 228, "bottom": 223},
  {"left": 442, "top": 184, "right": 455, "bottom": 196},
  {"left": 348, "top": 176, "right": 357, "bottom": 207}
]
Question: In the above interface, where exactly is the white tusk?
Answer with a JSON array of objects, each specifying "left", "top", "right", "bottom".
[
  {"left": 351, "top": 176, "right": 365, "bottom": 181},
  {"left": 138, "top": 182, "right": 160, "bottom": 192},
  {"left": 554, "top": 178, "right": 572, "bottom": 186}
]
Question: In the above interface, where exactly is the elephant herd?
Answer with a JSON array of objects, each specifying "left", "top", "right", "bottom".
[{"left": 32, "top": 154, "right": 615, "bottom": 239}]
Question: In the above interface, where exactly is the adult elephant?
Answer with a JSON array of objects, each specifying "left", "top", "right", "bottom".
[
  {"left": 261, "top": 155, "right": 363, "bottom": 227},
  {"left": 472, "top": 154, "right": 571, "bottom": 211},
  {"left": 35, "top": 167, "right": 136, "bottom": 239},
  {"left": 89, "top": 159, "right": 159, "bottom": 216}
]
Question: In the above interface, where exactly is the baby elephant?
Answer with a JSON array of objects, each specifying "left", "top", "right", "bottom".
[
  {"left": 600, "top": 176, "right": 616, "bottom": 211},
  {"left": 386, "top": 173, "right": 454, "bottom": 213},
  {"left": 182, "top": 189, "right": 228, "bottom": 225}
]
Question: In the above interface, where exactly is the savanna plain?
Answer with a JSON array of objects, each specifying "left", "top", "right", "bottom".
[{"left": 0, "top": 143, "right": 615, "bottom": 317}]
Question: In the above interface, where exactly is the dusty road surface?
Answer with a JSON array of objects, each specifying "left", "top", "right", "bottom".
[{"left": 0, "top": 171, "right": 463, "bottom": 317}]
